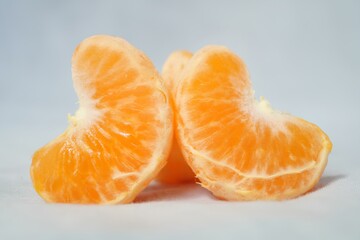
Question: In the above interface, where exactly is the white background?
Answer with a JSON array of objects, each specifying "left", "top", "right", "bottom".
[{"left": 1, "top": 1, "right": 359, "bottom": 239}]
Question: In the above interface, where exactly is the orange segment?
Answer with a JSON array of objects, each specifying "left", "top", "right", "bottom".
[
  {"left": 30, "top": 35, "right": 173, "bottom": 204},
  {"left": 162, "top": 50, "right": 193, "bottom": 96},
  {"left": 176, "top": 46, "right": 332, "bottom": 200},
  {"left": 156, "top": 51, "right": 195, "bottom": 184}
]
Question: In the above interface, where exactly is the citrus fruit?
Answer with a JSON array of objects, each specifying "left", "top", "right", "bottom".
[
  {"left": 30, "top": 35, "right": 173, "bottom": 204},
  {"left": 156, "top": 51, "right": 195, "bottom": 184},
  {"left": 176, "top": 46, "right": 332, "bottom": 200}
]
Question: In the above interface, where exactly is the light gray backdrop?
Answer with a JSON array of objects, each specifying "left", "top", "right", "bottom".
[{"left": 0, "top": 0, "right": 359, "bottom": 239}]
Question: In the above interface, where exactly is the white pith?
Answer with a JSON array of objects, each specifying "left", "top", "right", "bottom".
[
  {"left": 68, "top": 71, "right": 105, "bottom": 130},
  {"left": 183, "top": 140, "right": 318, "bottom": 179},
  {"left": 200, "top": 136, "right": 331, "bottom": 200},
  {"left": 240, "top": 88, "right": 292, "bottom": 134}
]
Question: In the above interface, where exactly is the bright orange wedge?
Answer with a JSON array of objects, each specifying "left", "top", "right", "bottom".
[
  {"left": 156, "top": 51, "right": 196, "bottom": 184},
  {"left": 31, "top": 35, "right": 173, "bottom": 204},
  {"left": 176, "top": 46, "right": 332, "bottom": 200}
]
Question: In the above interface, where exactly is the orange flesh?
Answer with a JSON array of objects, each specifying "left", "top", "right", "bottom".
[
  {"left": 156, "top": 51, "right": 196, "bottom": 184},
  {"left": 176, "top": 46, "right": 332, "bottom": 200},
  {"left": 31, "top": 36, "right": 172, "bottom": 204}
]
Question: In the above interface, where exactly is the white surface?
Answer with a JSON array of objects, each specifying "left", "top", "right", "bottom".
[
  {"left": 1, "top": 167, "right": 359, "bottom": 239},
  {"left": 1, "top": 1, "right": 360, "bottom": 239}
]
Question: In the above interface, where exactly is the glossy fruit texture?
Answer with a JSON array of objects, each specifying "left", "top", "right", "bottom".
[
  {"left": 176, "top": 46, "right": 332, "bottom": 200},
  {"left": 31, "top": 35, "right": 173, "bottom": 204}
]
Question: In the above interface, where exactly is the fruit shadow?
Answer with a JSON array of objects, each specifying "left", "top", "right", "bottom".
[
  {"left": 312, "top": 174, "right": 346, "bottom": 192},
  {"left": 134, "top": 182, "right": 209, "bottom": 203},
  {"left": 134, "top": 175, "right": 345, "bottom": 203}
]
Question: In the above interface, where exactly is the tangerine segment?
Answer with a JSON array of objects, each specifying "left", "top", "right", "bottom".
[
  {"left": 156, "top": 51, "right": 195, "bottom": 184},
  {"left": 31, "top": 35, "right": 173, "bottom": 204},
  {"left": 176, "top": 46, "right": 332, "bottom": 200},
  {"left": 162, "top": 50, "right": 193, "bottom": 97}
]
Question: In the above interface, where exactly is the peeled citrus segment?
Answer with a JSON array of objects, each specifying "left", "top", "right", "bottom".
[
  {"left": 156, "top": 51, "right": 195, "bottom": 184},
  {"left": 162, "top": 50, "right": 193, "bottom": 97},
  {"left": 31, "top": 35, "right": 172, "bottom": 204},
  {"left": 176, "top": 46, "right": 332, "bottom": 200}
]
